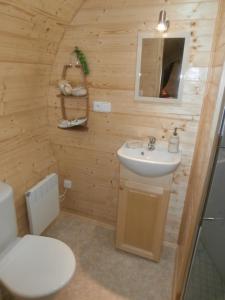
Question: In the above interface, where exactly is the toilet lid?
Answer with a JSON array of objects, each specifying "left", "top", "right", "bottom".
[{"left": 0, "top": 235, "right": 76, "bottom": 298}]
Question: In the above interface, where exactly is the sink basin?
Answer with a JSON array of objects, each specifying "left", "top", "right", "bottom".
[{"left": 117, "top": 141, "right": 181, "bottom": 177}]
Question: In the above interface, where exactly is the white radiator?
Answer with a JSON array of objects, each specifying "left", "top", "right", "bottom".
[{"left": 25, "top": 173, "right": 59, "bottom": 235}]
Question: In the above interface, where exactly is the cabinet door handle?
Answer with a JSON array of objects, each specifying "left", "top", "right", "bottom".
[{"left": 203, "top": 217, "right": 224, "bottom": 222}]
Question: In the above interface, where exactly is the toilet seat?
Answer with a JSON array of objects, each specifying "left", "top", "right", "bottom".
[{"left": 0, "top": 235, "right": 76, "bottom": 299}]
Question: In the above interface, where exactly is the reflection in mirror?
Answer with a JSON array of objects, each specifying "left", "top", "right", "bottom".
[{"left": 136, "top": 36, "right": 186, "bottom": 100}]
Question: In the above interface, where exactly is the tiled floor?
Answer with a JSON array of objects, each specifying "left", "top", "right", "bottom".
[{"left": 45, "top": 212, "right": 175, "bottom": 300}]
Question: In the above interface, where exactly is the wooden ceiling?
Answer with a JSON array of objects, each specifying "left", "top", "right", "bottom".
[{"left": 0, "top": 0, "right": 85, "bottom": 64}]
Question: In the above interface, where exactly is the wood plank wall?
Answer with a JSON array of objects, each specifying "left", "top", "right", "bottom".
[
  {"left": 173, "top": 0, "right": 225, "bottom": 298},
  {"left": 0, "top": 0, "right": 84, "bottom": 235},
  {"left": 48, "top": 0, "right": 220, "bottom": 246}
]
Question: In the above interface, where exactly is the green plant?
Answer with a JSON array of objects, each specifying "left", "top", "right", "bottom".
[{"left": 73, "top": 47, "right": 90, "bottom": 75}]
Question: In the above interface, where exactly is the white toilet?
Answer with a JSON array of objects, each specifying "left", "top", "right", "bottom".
[{"left": 0, "top": 180, "right": 76, "bottom": 299}]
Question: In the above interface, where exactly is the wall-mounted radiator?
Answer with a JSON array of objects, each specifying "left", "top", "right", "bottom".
[{"left": 25, "top": 173, "right": 59, "bottom": 235}]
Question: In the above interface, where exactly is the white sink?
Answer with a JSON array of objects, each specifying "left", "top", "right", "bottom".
[{"left": 117, "top": 141, "right": 181, "bottom": 177}]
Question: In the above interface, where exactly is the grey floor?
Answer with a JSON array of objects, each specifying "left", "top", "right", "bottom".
[
  {"left": 46, "top": 212, "right": 175, "bottom": 300},
  {"left": 184, "top": 240, "right": 225, "bottom": 300}
]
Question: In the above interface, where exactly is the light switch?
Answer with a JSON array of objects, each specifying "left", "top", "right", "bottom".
[{"left": 93, "top": 101, "right": 111, "bottom": 112}]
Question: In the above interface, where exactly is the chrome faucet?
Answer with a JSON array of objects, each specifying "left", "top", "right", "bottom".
[{"left": 148, "top": 136, "right": 156, "bottom": 151}]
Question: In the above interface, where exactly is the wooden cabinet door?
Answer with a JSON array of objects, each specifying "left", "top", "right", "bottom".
[{"left": 116, "top": 185, "right": 169, "bottom": 262}]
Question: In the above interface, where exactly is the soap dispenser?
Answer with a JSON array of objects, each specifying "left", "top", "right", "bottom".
[{"left": 168, "top": 128, "right": 180, "bottom": 153}]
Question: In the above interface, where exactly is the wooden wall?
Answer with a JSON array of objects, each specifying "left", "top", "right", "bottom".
[
  {"left": 48, "top": 0, "right": 220, "bottom": 246},
  {"left": 0, "top": 0, "right": 84, "bottom": 235},
  {"left": 0, "top": 0, "right": 220, "bottom": 250},
  {"left": 173, "top": 0, "right": 225, "bottom": 298}
]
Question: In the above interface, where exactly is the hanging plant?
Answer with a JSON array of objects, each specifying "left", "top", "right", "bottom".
[{"left": 72, "top": 47, "right": 90, "bottom": 76}]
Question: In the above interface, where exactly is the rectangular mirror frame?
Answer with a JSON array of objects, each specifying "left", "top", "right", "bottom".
[{"left": 134, "top": 32, "right": 190, "bottom": 103}]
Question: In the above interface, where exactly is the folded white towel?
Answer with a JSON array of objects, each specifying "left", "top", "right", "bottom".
[
  {"left": 71, "top": 86, "right": 87, "bottom": 97},
  {"left": 58, "top": 118, "right": 87, "bottom": 128},
  {"left": 58, "top": 80, "right": 72, "bottom": 96}
]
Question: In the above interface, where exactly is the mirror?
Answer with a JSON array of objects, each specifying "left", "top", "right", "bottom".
[{"left": 135, "top": 33, "right": 188, "bottom": 101}]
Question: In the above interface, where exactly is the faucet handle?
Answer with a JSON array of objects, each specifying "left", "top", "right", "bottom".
[{"left": 149, "top": 136, "right": 156, "bottom": 144}]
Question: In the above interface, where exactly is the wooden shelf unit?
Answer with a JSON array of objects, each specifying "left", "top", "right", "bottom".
[
  {"left": 58, "top": 63, "right": 89, "bottom": 130},
  {"left": 56, "top": 94, "right": 88, "bottom": 99}
]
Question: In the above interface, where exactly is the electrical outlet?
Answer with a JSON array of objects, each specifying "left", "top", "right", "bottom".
[{"left": 64, "top": 179, "right": 72, "bottom": 189}]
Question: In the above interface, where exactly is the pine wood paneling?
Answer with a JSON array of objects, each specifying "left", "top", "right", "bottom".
[
  {"left": 173, "top": 0, "right": 225, "bottom": 298},
  {"left": 0, "top": 0, "right": 85, "bottom": 235},
  {"left": 48, "top": 0, "right": 220, "bottom": 247},
  {"left": 0, "top": 2, "right": 222, "bottom": 292}
]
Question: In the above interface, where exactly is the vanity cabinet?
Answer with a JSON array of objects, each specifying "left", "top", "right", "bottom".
[{"left": 116, "top": 166, "right": 172, "bottom": 262}]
